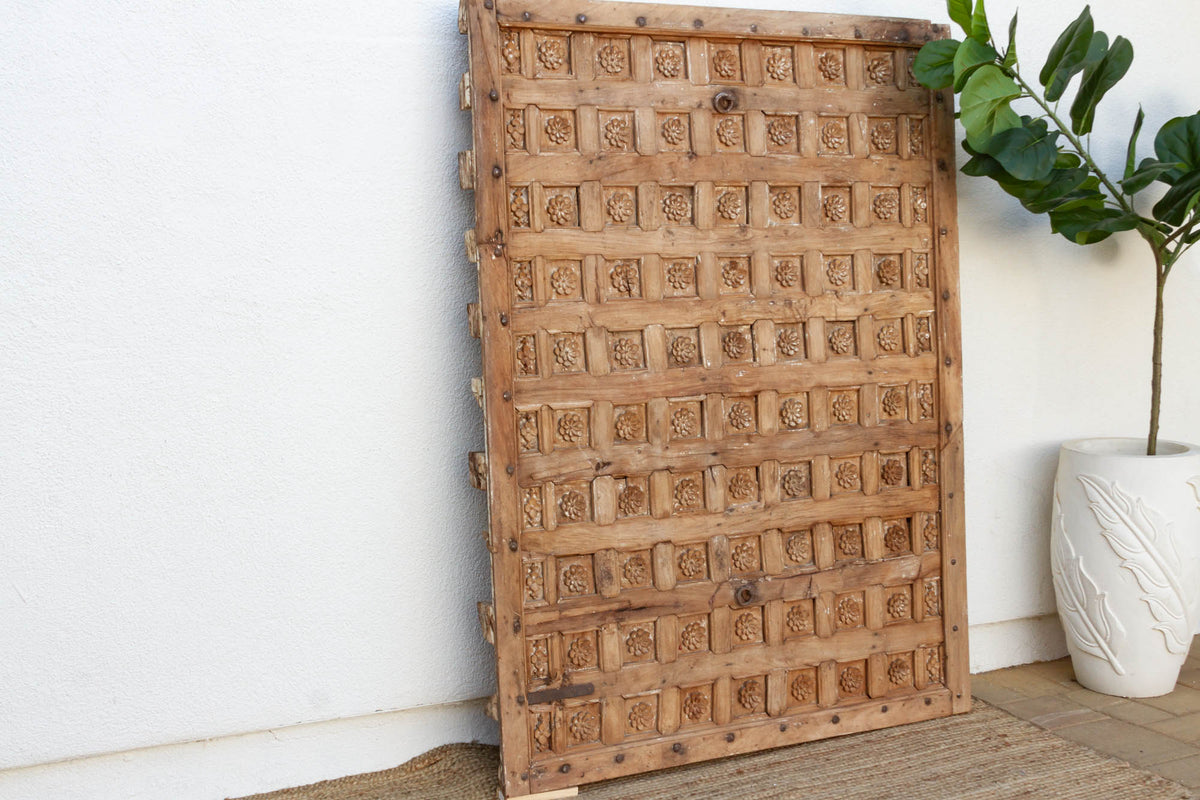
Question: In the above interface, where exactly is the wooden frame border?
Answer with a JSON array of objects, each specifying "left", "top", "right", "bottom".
[{"left": 496, "top": 0, "right": 943, "bottom": 44}]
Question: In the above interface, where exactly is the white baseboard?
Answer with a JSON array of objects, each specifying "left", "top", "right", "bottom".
[
  {"left": 969, "top": 614, "right": 1068, "bottom": 673},
  {"left": 0, "top": 699, "right": 498, "bottom": 800}
]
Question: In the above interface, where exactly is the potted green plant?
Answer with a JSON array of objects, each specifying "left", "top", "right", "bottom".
[{"left": 914, "top": 2, "right": 1200, "bottom": 696}]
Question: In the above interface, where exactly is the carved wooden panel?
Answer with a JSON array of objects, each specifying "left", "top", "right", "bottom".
[{"left": 460, "top": 1, "right": 967, "bottom": 796}]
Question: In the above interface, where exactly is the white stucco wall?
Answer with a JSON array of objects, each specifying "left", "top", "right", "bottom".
[{"left": 2, "top": 1, "right": 1198, "bottom": 798}]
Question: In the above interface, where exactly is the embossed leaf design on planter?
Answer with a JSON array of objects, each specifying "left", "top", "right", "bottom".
[
  {"left": 1051, "top": 491, "right": 1127, "bottom": 674},
  {"left": 1079, "top": 475, "right": 1194, "bottom": 655}
]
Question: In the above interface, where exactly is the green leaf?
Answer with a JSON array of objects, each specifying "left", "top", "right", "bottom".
[
  {"left": 959, "top": 65, "right": 1022, "bottom": 150},
  {"left": 1055, "top": 152, "right": 1083, "bottom": 170},
  {"left": 1120, "top": 158, "right": 1183, "bottom": 194},
  {"left": 913, "top": 38, "right": 962, "bottom": 90},
  {"left": 1070, "top": 35, "right": 1133, "bottom": 136},
  {"left": 948, "top": 0, "right": 973, "bottom": 36},
  {"left": 1049, "top": 204, "right": 1138, "bottom": 244},
  {"left": 959, "top": 139, "right": 1090, "bottom": 214},
  {"left": 1020, "top": 167, "right": 1092, "bottom": 213},
  {"left": 1136, "top": 220, "right": 1170, "bottom": 248},
  {"left": 970, "top": 0, "right": 991, "bottom": 43},
  {"left": 1152, "top": 167, "right": 1200, "bottom": 225},
  {"left": 953, "top": 37, "right": 1000, "bottom": 91},
  {"left": 1124, "top": 106, "right": 1145, "bottom": 180},
  {"left": 981, "top": 117, "right": 1059, "bottom": 181},
  {"left": 1153, "top": 113, "right": 1200, "bottom": 184},
  {"left": 1046, "top": 31, "right": 1108, "bottom": 103},
  {"left": 1050, "top": 181, "right": 1104, "bottom": 213},
  {"left": 1002, "top": 11, "right": 1018, "bottom": 69},
  {"left": 1039, "top": 6, "right": 1093, "bottom": 97},
  {"left": 961, "top": 150, "right": 1013, "bottom": 181}
]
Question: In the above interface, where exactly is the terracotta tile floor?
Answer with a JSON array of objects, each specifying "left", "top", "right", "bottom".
[{"left": 975, "top": 638, "right": 1200, "bottom": 791}]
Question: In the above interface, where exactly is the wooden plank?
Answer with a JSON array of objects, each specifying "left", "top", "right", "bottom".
[
  {"left": 511, "top": 357, "right": 938, "bottom": 406},
  {"left": 521, "top": 486, "right": 940, "bottom": 555},
  {"left": 464, "top": 1, "right": 533, "bottom": 796},
  {"left": 526, "top": 552, "right": 942, "bottom": 632},
  {"left": 505, "top": 227, "right": 933, "bottom": 259},
  {"left": 930, "top": 71, "right": 970, "bottom": 713},
  {"left": 526, "top": 689, "right": 952, "bottom": 795},
  {"left": 518, "top": 422, "right": 939, "bottom": 483},
  {"left": 557, "top": 619, "right": 944, "bottom": 699},
  {"left": 495, "top": 0, "right": 940, "bottom": 44},
  {"left": 508, "top": 292, "right": 936, "bottom": 334},
  {"left": 505, "top": 148, "right": 936, "bottom": 185}
]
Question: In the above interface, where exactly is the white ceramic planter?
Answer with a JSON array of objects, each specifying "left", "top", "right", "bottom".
[{"left": 1051, "top": 438, "right": 1200, "bottom": 697}]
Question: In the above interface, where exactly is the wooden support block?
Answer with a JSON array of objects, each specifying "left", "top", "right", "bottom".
[
  {"left": 459, "top": 71, "right": 472, "bottom": 110},
  {"left": 458, "top": 150, "right": 476, "bottom": 191},
  {"left": 470, "top": 377, "right": 484, "bottom": 410},
  {"left": 468, "top": 302, "right": 482, "bottom": 339},
  {"left": 463, "top": 228, "right": 478, "bottom": 264},
  {"left": 477, "top": 601, "right": 496, "bottom": 645},
  {"left": 593, "top": 548, "right": 620, "bottom": 598},
  {"left": 652, "top": 542, "right": 676, "bottom": 590},
  {"left": 500, "top": 788, "right": 579, "bottom": 800},
  {"left": 468, "top": 451, "right": 487, "bottom": 490}
]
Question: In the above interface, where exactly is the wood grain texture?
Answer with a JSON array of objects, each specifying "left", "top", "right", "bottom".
[{"left": 463, "top": 2, "right": 965, "bottom": 796}]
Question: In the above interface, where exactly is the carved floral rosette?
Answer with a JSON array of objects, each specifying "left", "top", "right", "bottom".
[{"left": 1051, "top": 438, "right": 1200, "bottom": 697}]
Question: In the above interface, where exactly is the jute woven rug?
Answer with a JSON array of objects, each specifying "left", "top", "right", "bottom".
[{"left": 232, "top": 702, "right": 1194, "bottom": 800}]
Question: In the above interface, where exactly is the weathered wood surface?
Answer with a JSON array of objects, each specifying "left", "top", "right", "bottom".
[{"left": 461, "top": 1, "right": 966, "bottom": 796}]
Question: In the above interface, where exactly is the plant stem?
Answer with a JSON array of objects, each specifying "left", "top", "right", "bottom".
[
  {"left": 1008, "top": 71, "right": 1136, "bottom": 217},
  {"left": 1148, "top": 247, "right": 1167, "bottom": 456}
]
